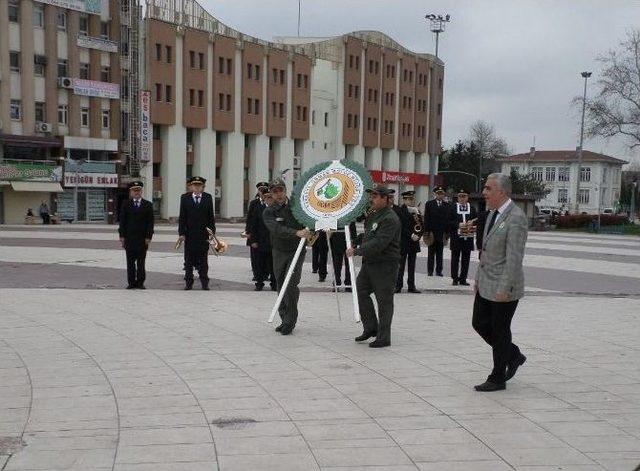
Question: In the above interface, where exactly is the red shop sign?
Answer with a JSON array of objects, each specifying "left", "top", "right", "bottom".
[{"left": 369, "top": 170, "right": 436, "bottom": 186}]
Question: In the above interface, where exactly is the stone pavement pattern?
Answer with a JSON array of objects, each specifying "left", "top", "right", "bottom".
[{"left": 1, "top": 224, "right": 640, "bottom": 470}]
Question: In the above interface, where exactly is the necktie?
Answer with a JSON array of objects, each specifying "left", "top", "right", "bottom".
[
  {"left": 437, "top": 201, "right": 441, "bottom": 207},
  {"left": 196, "top": 196, "right": 201, "bottom": 204},
  {"left": 486, "top": 210, "right": 499, "bottom": 235}
]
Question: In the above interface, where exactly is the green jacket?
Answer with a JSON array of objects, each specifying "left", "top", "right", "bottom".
[
  {"left": 355, "top": 206, "right": 401, "bottom": 264},
  {"left": 263, "top": 199, "right": 304, "bottom": 253}
]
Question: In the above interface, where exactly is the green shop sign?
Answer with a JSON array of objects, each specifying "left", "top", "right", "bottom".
[{"left": 0, "top": 162, "right": 63, "bottom": 182}]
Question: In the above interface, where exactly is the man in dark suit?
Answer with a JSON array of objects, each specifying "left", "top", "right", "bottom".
[
  {"left": 311, "top": 231, "right": 328, "bottom": 282},
  {"left": 245, "top": 182, "right": 269, "bottom": 281},
  {"left": 329, "top": 222, "right": 357, "bottom": 292},
  {"left": 449, "top": 189, "right": 478, "bottom": 286},
  {"left": 178, "top": 176, "right": 216, "bottom": 290},
  {"left": 424, "top": 186, "right": 450, "bottom": 276},
  {"left": 118, "top": 180, "right": 154, "bottom": 289},
  {"left": 248, "top": 188, "right": 276, "bottom": 291},
  {"left": 395, "top": 190, "right": 423, "bottom": 293}
]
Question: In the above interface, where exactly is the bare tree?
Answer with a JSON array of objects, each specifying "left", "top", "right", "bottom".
[
  {"left": 467, "top": 120, "right": 511, "bottom": 183},
  {"left": 579, "top": 30, "right": 640, "bottom": 149}
]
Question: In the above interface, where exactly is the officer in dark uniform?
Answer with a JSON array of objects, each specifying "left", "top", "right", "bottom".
[
  {"left": 246, "top": 182, "right": 269, "bottom": 283},
  {"left": 263, "top": 177, "right": 312, "bottom": 335},
  {"left": 395, "top": 190, "right": 423, "bottom": 293},
  {"left": 424, "top": 186, "right": 450, "bottom": 276},
  {"left": 248, "top": 188, "right": 277, "bottom": 291},
  {"left": 119, "top": 180, "right": 154, "bottom": 289},
  {"left": 347, "top": 185, "right": 401, "bottom": 348},
  {"left": 178, "top": 176, "right": 216, "bottom": 290},
  {"left": 329, "top": 222, "right": 357, "bottom": 292},
  {"left": 449, "top": 189, "right": 478, "bottom": 286}
]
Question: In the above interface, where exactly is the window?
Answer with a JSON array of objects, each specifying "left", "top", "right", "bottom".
[
  {"left": 602, "top": 167, "right": 608, "bottom": 183},
  {"left": 373, "top": 118, "right": 377, "bottom": 131},
  {"left": 198, "top": 90, "right": 204, "bottom": 107},
  {"left": 347, "top": 113, "right": 352, "bottom": 128},
  {"left": 403, "top": 69, "right": 408, "bottom": 82},
  {"left": 437, "top": 103, "right": 442, "bottom": 115},
  {"left": 374, "top": 90, "right": 378, "bottom": 103},
  {"left": 367, "top": 117, "right": 371, "bottom": 131},
  {"left": 368, "top": 89, "right": 373, "bottom": 102},
  {"left": 384, "top": 120, "right": 389, "bottom": 134},
  {"left": 324, "top": 112, "right": 328, "bottom": 127},
  {"left": 218, "top": 56, "right": 224, "bottom": 73},
  {"left": 57, "top": 11, "right": 67, "bottom": 31},
  {"left": 409, "top": 71, "right": 413, "bottom": 82},
  {"left": 255, "top": 65, "right": 260, "bottom": 80},
  {"left": 226, "top": 94, "right": 231, "bottom": 111},
  {"left": 79, "top": 14, "right": 89, "bottom": 36},
  {"left": 545, "top": 166, "right": 556, "bottom": 182},
  {"left": 312, "top": 110, "right": 315, "bottom": 125},
  {"left": 80, "top": 107, "right": 89, "bottom": 127},
  {"left": 34, "top": 60, "right": 45, "bottom": 77},
  {"left": 279, "top": 103, "right": 284, "bottom": 118},
  {"left": 349, "top": 55, "right": 354, "bottom": 68},
  {"left": 580, "top": 167, "right": 591, "bottom": 182},
  {"left": 101, "top": 67, "right": 110, "bottom": 82},
  {"left": 9, "top": 52, "right": 20, "bottom": 73},
  {"left": 558, "top": 166, "right": 570, "bottom": 182},
  {"left": 33, "top": 4, "right": 44, "bottom": 27},
  {"left": 190, "top": 51, "right": 195, "bottom": 68},
  {"left": 79, "top": 62, "right": 90, "bottom": 79},
  {"left": 100, "top": 22, "right": 109, "bottom": 39},
  {"left": 510, "top": 166, "right": 520, "bottom": 175},
  {"left": 189, "top": 89, "right": 195, "bottom": 106},
  {"left": 165, "top": 45, "right": 172, "bottom": 63},
  {"left": 165, "top": 85, "right": 172, "bottom": 103},
  {"left": 153, "top": 163, "right": 161, "bottom": 178},
  {"left": 436, "top": 127, "right": 440, "bottom": 139},
  {"left": 579, "top": 189, "right": 590, "bottom": 204},
  {"left": 155, "top": 83, "right": 162, "bottom": 101},
  {"left": 369, "top": 60, "right": 374, "bottom": 73},
  {"left": 354, "top": 86, "right": 359, "bottom": 98},
  {"left": 102, "top": 110, "right": 110, "bottom": 129},
  {"left": 297, "top": 73, "right": 302, "bottom": 88},
  {"left": 272, "top": 68, "right": 278, "bottom": 83},
  {"left": 355, "top": 56, "right": 360, "bottom": 69},
  {"left": 58, "top": 59, "right": 68, "bottom": 77},
  {"left": 348, "top": 84, "right": 352, "bottom": 98},
  {"left": 35, "top": 102, "right": 46, "bottom": 123},
  {"left": 439, "top": 78, "right": 443, "bottom": 89},
  {"left": 254, "top": 99, "right": 260, "bottom": 115},
  {"left": 354, "top": 115, "right": 358, "bottom": 128},
  {"left": 156, "top": 43, "right": 162, "bottom": 61},
  {"left": 8, "top": 1, "right": 19, "bottom": 22},
  {"left": 280, "top": 69, "right": 285, "bottom": 84},
  {"left": 530, "top": 166, "right": 543, "bottom": 182},
  {"left": 198, "top": 53, "right": 204, "bottom": 70},
  {"left": 226, "top": 58, "right": 232, "bottom": 74},
  {"left": 302, "top": 106, "right": 307, "bottom": 122},
  {"left": 272, "top": 101, "right": 277, "bottom": 117},
  {"left": 247, "top": 98, "right": 252, "bottom": 114},
  {"left": 121, "top": 73, "right": 129, "bottom": 98},
  {"left": 247, "top": 63, "right": 253, "bottom": 79},
  {"left": 10, "top": 100, "right": 21, "bottom": 120},
  {"left": 58, "top": 105, "right": 68, "bottom": 125},
  {"left": 218, "top": 93, "right": 224, "bottom": 110},
  {"left": 303, "top": 74, "right": 308, "bottom": 88},
  {"left": 558, "top": 189, "right": 568, "bottom": 204}
]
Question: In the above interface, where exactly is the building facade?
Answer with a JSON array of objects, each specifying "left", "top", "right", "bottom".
[
  {"left": 143, "top": 0, "right": 444, "bottom": 220},
  {"left": 500, "top": 148, "right": 626, "bottom": 214},
  {"left": 0, "top": 0, "right": 140, "bottom": 224}
]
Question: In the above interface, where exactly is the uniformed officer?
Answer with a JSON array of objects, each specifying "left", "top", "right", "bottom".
[
  {"left": 395, "top": 190, "right": 423, "bottom": 293},
  {"left": 178, "top": 176, "right": 216, "bottom": 290},
  {"left": 263, "top": 177, "right": 312, "bottom": 335},
  {"left": 246, "top": 182, "right": 270, "bottom": 284},
  {"left": 449, "top": 188, "right": 478, "bottom": 286},
  {"left": 118, "top": 180, "right": 154, "bottom": 289},
  {"left": 347, "top": 184, "right": 401, "bottom": 348},
  {"left": 248, "top": 188, "right": 277, "bottom": 291},
  {"left": 424, "top": 186, "right": 450, "bottom": 276}
]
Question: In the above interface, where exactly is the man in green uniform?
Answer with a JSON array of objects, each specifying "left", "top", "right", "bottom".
[
  {"left": 347, "top": 185, "right": 401, "bottom": 348},
  {"left": 263, "top": 177, "right": 312, "bottom": 335}
]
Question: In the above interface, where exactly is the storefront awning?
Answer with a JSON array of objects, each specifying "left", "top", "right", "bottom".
[
  {"left": 0, "top": 134, "right": 63, "bottom": 148},
  {"left": 10, "top": 181, "right": 64, "bottom": 192}
]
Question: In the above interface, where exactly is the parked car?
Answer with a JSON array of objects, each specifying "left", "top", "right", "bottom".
[{"left": 602, "top": 208, "right": 614, "bottom": 214}]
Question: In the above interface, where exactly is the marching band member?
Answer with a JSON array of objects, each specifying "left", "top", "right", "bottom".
[
  {"left": 449, "top": 188, "right": 478, "bottom": 286},
  {"left": 395, "top": 190, "right": 423, "bottom": 293}
]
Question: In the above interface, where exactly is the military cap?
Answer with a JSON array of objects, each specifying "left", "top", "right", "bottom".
[
  {"left": 401, "top": 190, "right": 415, "bottom": 198},
  {"left": 128, "top": 180, "right": 143, "bottom": 190},
  {"left": 256, "top": 181, "right": 269, "bottom": 189},
  {"left": 457, "top": 188, "right": 469, "bottom": 195},
  {"left": 433, "top": 185, "right": 445, "bottom": 193},
  {"left": 188, "top": 176, "right": 206, "bottom": 185},
  {"left": 269, "top": 177, "right": 286, "bottom": 190},
  {"left": 366, "top": 184, "right": 394, "bottom": 196}
]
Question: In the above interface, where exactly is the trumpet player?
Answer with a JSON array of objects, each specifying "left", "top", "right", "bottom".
[
  {"left": 449, "top": 189, "right": 478, "bottom": 286},
  {"left": 178, "top": 176, "right": 216, "bottom": 290},
  {"left": 395, "top": 190, "right": 423, "bottom": 293}
]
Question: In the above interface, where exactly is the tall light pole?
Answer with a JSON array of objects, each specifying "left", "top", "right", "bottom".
[
  {"left": 297, "top": 0, "right": 301, "bottom": 37},
  {"left": 425, "top": 13, "right": 450, "bottom": 196},
  {"left": 575, "top": 71, "right": 591, "bottom": 214}
]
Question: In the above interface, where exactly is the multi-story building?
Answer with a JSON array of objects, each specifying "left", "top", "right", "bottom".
[
  {"left": 500, "top": 148, "right": 627, "bottom": 214},
  {"left": 143, "top": 0, "right": 444, "bottom": 220},
  {"left": 0, "top": 0, "right": 139, "bottom": 224}
]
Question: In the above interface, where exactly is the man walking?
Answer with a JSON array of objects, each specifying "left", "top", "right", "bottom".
[
  {"left": 424, "top": 186, "right": 450, "bottom": 276},
  {"left": 449, "top": 189, "right": 478, "bottom": 286},
  {"left": 245, "top": 182, "right": 269, "bottom": 281},
  {"left": 119, "top": 181, "right": 154, "bottom": 289},
  {"left": 347, "top": 185, "right": 401, "bottom": 348},
  {"left": 263, "top": 178, "right": 312, "bottom": 335},
  {"left": 178, "top": 176, "right": 216, "bottom": 290},
  {"left": 473, "top": 173, "right": 528, "bottom": 392},
  {"left": 395, "top": 190, "right": 423, "bottom": 293}
]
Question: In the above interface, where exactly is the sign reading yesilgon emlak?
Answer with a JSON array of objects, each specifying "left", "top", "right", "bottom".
[
  {"left": 38, "top": 0, "right": 101, "bottom": 15},
  {"left": 0, "top": 163, "right": 63, "bottom": 182}
]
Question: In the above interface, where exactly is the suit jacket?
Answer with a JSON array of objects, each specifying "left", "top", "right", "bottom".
[
  {"left": 475, "top": 201, "right": 528, "bottom": 302},
  {"left": 424, "top": 199, "right": 451, "bottom": 242},
  {"left": 263, "top": 199, "right": 304, "bottom": 253},
  {"left": 354, "top": 206, "right": 401, "bottom": 264},
  {"left": 398, "top": 204, "right": 423, "bottom": 254},
  {"left": 245, "top": 197, "right": 263, "bottom": 246},
  {"left": 179, "top": 192, "right": 216, "bottom": 250},
  {"left": 118, "top": 198, "right": 154, "bottom": 250},
  {"left": 475, "top": 210, "right": 489, "bottom": 251},
  {"left": 247, "top": 200, "right": 271, "bottom": 253},
  {"left": 449, "top": 203, "right": 478, "bottom": 251}
]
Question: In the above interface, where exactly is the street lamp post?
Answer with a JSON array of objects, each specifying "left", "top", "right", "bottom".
[
  {"left": 575, "top": 71, "right": 591, "bottom": 214},
  {"left": 631, "top": 178, "right": 638, "bottom": 224}
]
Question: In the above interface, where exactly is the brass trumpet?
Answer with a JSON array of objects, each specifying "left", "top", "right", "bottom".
[
  {"left": 458, "top": 218, "right": 478, "bottom": 238},
  {"left": 207, "top": 227, "right": 228, "bottom": 255}
]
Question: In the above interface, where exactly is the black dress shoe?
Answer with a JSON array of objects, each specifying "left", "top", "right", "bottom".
[
  {"left": 408, "top": 287, "right": 421, "bottom": 293},
  {"left": 312, "top": 269, "right": 318, "bottom": 274},
  {"left": 506, "top": 354, "right": 527, "bottom": 381},
  {"left": 474, "top": 380, "right": 506, "bottom": 392},
  {"left": 345, "top": 287, "right": 352, "bottom": 293},
  {"left": 355, "top": 331, "right": 377, "bottom": 342},
  {"left": 459, "top": 281, "right": 470, "bottom": 286},
  {"left": 436, "top": 272, "right": 443, "bottom": 277},
  {"left": 137, "top": 285, "right": 146, "bottom": 290},
  {"left": 394, "top": 286, "right": 402, "bottom": 293},
  {"left": 427, "top": 273, "right": 433, "bottom": 277},
  {"left": 280, "top": 325, "right": 294, "bottom": 335},
  {"left": 452, "top": 279, "right": 459, "bottom": 286},
  {"left": 254, "top": 284, "right": 264, "bottom": 291},
  {"left": 184, "top": 285, "right": 193, "bottom": 291},
  {"left": 275, "top": 324, "right": 283, "bottom": 332},
  {"left": 318, "top": 276, "right": 326, "bottom": 282},
  {"left": 202, "top": 285, "right": 209, "bottom": 291},
  {"left": 369, "top": 339, "right": 390, "bottom": 348},
  {"left": 126, "top": 285, "right": 136, "bottom": 289}
]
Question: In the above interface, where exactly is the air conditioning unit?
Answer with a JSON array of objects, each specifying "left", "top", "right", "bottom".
[
  {"left": 293, "top": 156, "right": 301, "bottom": 169},
  {"left": 153, "top": 190, "right": 162, "bottom": 199},
  {"left": 186, "top": 144, "right": 194, "bottom": 153},
  {"left": 36, "top": 122, "right": 52, "bottom": 133},
  {"left": 58, "top": 77, "right": 73, "bottom": 89}
]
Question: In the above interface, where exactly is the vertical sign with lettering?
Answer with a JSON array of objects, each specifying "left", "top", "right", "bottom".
[{"left": 140, "top": 91, "right": 152, "bottom": 162}]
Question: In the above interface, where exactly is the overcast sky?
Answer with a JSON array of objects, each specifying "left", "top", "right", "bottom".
[{"left": 199, "top": 0, "right": 640, "bottom": 165}]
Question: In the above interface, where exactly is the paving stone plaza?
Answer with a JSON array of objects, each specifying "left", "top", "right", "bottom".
[{"left": 1, "top": 224, "right": 639, "bottom": 470}]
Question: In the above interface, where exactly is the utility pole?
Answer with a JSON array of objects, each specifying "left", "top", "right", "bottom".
[
  {"left": 297, "top": 0, "right": 301, "bottom": 37},
  {"left": 575, "top": 71, "right": 591, "bottom": 214}
]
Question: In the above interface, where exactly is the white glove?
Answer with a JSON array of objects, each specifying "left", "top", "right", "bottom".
[{"left": 411, "top": 234, "right": 420, "bottom": 242}]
